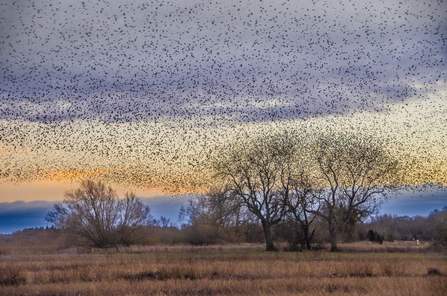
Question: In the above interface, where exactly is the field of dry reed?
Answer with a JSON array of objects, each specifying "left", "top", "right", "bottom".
[{"left": 1, "top": 242, "right": 446, "bottom": 295}]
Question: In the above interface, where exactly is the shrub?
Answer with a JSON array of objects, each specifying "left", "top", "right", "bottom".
[
  {"left": 367, "top": 230, "right": 384, "bottom": 244},
  {"left": 0, "top": 263, "right": 26, "bottom": 286}
]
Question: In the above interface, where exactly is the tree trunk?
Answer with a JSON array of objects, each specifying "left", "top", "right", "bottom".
[
  {"left": 262, "top": 222, "right": 276, "bottom": 251},
  {"left": 329, "top": 223, "right": 338, "bottom": 252},
  {"left": 304, "top": 228, "right": 315, "bottom": 251},
  {"left": 302, "top": 226, "right": 310, "bottom": 251}
]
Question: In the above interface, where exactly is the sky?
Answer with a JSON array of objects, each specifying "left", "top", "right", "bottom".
[{"left": 0, "top": 0, "right": 446, "bottom": 233}]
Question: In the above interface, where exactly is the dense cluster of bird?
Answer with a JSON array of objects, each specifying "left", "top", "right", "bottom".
[{"left": 0, "top": 0, "right": 446, "bottom": 192}]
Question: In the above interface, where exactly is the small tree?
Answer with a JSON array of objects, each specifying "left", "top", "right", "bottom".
[
  {"left": 46, "top": 180, "right": 151, "bottom": 247},
  {"left": 428, "top": 206, "right": 447, "bottom": 248},
  {"left": 178, "top": 186, "right": 251, "bottom": 244},
  {"left": 313, "top": 133, "right": 401, "bottom": 251}
]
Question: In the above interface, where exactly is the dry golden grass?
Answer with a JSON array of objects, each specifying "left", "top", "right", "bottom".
[
  {"left": 1, "top": 242, "right": 446, "bottom": 295},
  {"left": 336, "top": 241, "right": 433, "bottom": 253},
  {"left": 117, "top": 243, "right": 265, "bottom": 254},
  {"left": 117, "top": 241, "right": 434, "bottom": 254}
]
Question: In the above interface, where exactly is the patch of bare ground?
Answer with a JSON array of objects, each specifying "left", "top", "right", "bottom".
[{"left": 1, "top": 242, "right": 446, "bottom": 295}]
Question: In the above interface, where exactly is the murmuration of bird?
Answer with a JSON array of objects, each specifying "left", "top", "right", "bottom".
[{"left": 0, "top": 0, "right": 445, "bottom": 193}]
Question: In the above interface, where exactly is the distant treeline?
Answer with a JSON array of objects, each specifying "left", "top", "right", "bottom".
[
  {"left": 1, "top": 204, "right": 446, "bottom": 254},
  {"left": 167, "top": 195, "right": 447, "bottom": 250}
]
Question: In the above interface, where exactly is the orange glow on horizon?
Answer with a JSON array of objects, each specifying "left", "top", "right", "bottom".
[
  {"left": 0, "top": 180, "right": 166, "bottom": 203},
  {"left": 1, "top": 97, "right": 445, "bottom": 201}
]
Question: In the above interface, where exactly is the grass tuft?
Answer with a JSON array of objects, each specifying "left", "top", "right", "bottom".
[
  {"left": 0, "top": 263, "right": 26, "bottom": 286},
  {"left": 427, "top": 268, "right": 443, "bottom": 276}
]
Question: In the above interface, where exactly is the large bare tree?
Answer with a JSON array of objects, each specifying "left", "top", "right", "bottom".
[
  {"left": 313, "top": 133, "right": 402, "bottom": 251},
  {"left": 213, "top": 135, "right": 293, "bottom": 251},
  {"left": 46, "top": 180, "right": 150, "bottom": 247}
]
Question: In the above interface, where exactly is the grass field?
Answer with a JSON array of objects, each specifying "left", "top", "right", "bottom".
[{"left": 1, "top": 242, "right": 446, "bottom": 295}]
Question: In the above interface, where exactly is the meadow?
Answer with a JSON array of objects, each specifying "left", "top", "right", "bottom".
[{"left": 1, "top": 242, "right": 446, "bottom": 296}]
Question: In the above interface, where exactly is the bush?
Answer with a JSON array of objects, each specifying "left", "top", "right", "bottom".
[
  {"left": 367, "top": 230, "right": 384, "bottom": 244},
  {"left": 274, "top": 219, "right": 304, "bottom": 251},
  {"left": 0, "top": 263, "right": 26, "bottom": 286}
]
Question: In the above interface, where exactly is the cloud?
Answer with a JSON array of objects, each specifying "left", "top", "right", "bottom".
[
  {"left": 380, "top": 187, "right": 447, "bottom": 217},
  {"left": 0, "top": 0, "right": 445, "bottom": 191},
  {"left": 139, "top": 194, "right": 192, "bottom": 224},
  {"left": 1, "top": 0, "right": 445, "bottom": 123},
  {"left": 0, "top": 200, "right": 54, "bottom": 234}
]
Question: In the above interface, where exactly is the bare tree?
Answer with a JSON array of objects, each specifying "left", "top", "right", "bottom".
[
  {"left": 275, "top": 136, "right": 322, "bottom": 251},
  {"left": 178, "top": 186, "right": 246, "bottom": 229},
  {"left": 213, "top": 135, "right": 292, "bottom": 251},
  {"left": 428, "top": 206, "right": 447, "bottom": 248},
  {"left": 205, "top": 185, "right": 245, "bottom": 229},
  {"left": 282, "top": 170, "right": 321, "bottom": 250},
  {"left": 117, "top": 192, "right": 151, "bottom": 246},
  {"left": 313, "top": 133, "right": 402, "bottom": 251},
  {"left": 157, "top": 216, "right": 172, "bottom": 228},
  {"left": 46, "top": 180, "right": 150, "bottom": 247}
]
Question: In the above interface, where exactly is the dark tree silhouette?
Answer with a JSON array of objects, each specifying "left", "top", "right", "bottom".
[
  {"left": 213, "top": 135, "right": 293, "bottom": 251},
  {"left": 313, "top": 133, "right": 402, "bottom": 251},
  {"left": 282, "top": 169, "right": 321, "bottom": 250},
  {"left": 46, "top": 180, "right": 150, "bottom": 247}
]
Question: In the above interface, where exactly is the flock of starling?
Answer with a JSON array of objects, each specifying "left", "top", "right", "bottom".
[{"left": 0, "top": 0, "right": 446, "bottom": 192}]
